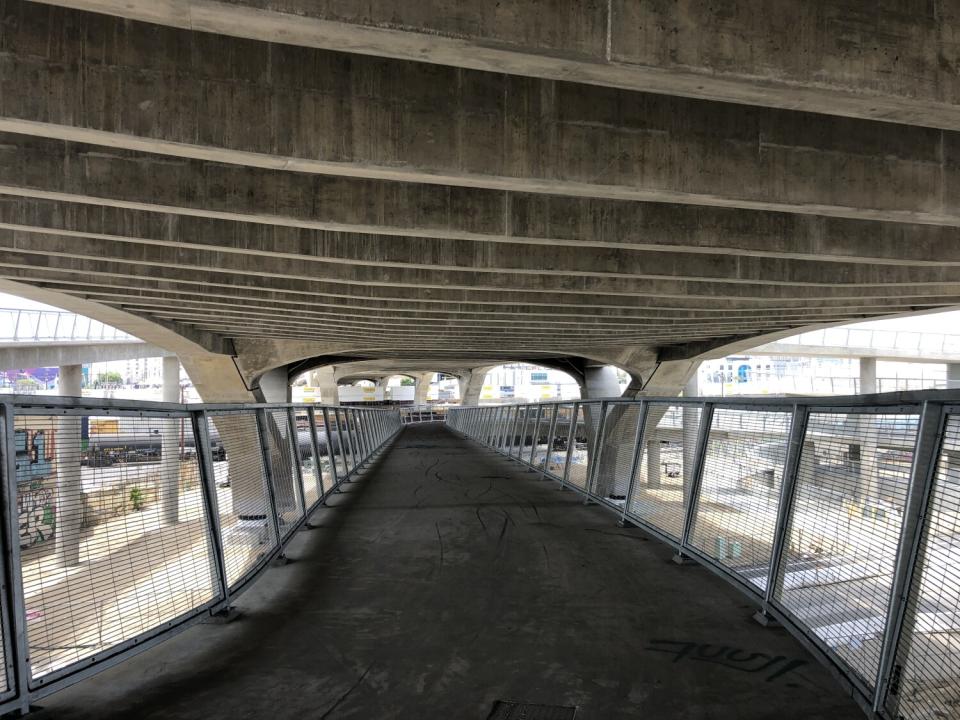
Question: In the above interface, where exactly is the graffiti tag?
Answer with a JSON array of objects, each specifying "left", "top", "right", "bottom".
[
  {"left": 18, "top": 487, "right": 55, "bottom": 547},
  {"left": 645, "top": 639, "right": 807, "bottom": 682}
]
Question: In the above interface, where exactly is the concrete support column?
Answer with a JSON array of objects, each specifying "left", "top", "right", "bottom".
[
  {"left": 853, "top": 359, "right": 878, "bottom": 505},
  {"left": 637, "top": 359, "right": 701, "bottom": 397},
  {"left": 308, "top": 366, "right": 339, "bottom": 406},
  {"left": 55, "top": 364, "right": 82, "bottom": 567},
  {"left": 160, "top": 356, "right": 180, "bottom": 525},
  {"left": 859, "top": 357, "right": 877, "bottom": 395},
  {"left": 458, "top": 366, "right": 493, "bottom": 406},
  {"left": 256, "top": 366, "right": 291, "bottom": 403},
  {"left": 647, "top": 439, "right": 661, "bottom": 489},
  {"left": 947, "top": 363, "right": 960, "bottom": 390},
  {"left": 581, "top": 366, "right": 626, "bottom": 497},
  {"left": 414, "top": 372, "right": 433, "bottom": 405},
  {"left": 582, "top": 366, "right": 621, "bottom": 400},
  {"left": 682, "top": 374, "right": 700, "bottom": 507}
]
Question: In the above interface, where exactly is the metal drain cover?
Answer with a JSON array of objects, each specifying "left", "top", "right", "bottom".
[{"left": 486, "top": 701, "right": 577, "bottom": 719}]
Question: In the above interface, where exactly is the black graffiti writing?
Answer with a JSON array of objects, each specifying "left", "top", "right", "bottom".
[{"left": 645, "top": 639, "right": 807, "bottom": 682}]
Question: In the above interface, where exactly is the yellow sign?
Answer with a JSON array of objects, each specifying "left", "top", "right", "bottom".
[{"left": 90, "top": 419, "right": 119, "bottom": 435}]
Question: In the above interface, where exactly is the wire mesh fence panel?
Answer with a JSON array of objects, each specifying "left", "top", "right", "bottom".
[
  {"left": 546, "top": 404, "right": 575, "bottom": 480},
  {"left": 567, "top": 404, "right": 594, "bottom": 490},
  {"left": 327, "top": 410, "right": 348, "bottom": 480},
  {"left": 337, "top": 409, "right": 354, "bottom": 475},
  {"left": 17, "top": 411, "right": 218, "bottom": 684},
  {"left": 498, "top": 408, "right": 515, "bottom": 452},
  {"left": 313, "top": 411, "right": 337, "bottom": 496},
  {"left": 521, "top": 406, "right": 539, "bottom": 463},
  {"left": 487, "top": 408, "right": 500, "bottom": 446},
  {"left": 690, "top": 408, "right": 792, "bottom": 591},
  {"left": 489, "top": 408, "right": 502, "bottom": 446},
  {"left": 774, "top": 410, "right": 919, "bottom": 691},
  {"left": 592, "top": 403, "right": 643, "bottom": 503},
  {"left": 263, "top": 410, "right": 305, "bottom": 541},
  {"left": 349, "top": 410, "right": 362, "bottom": 468},
  {"left": 354, "top": 411, "right": 369, "bottom": 461},
  {"left": 487, "top": 409, "right": 497, "bottom": 444},
  {"left": 532, "top": 405, "right": 556, "bottom": 469},
  {"left": 207, "top": 412, "right": 276, "bottom": 591},
  {"left": 511, "top": 407, "right": 527, "bottom": 458},
  {"left": 891, "top": 414, "right": 960, "bottom": 719},
  {"left": 626, "top": 404, "right": 703, "bottom": 540},
  {"left": 476, "top": 409, "right": 486, "bottom": 440},
  {"left": 292, "top": 410, "right": 322, "bottom": 511}
]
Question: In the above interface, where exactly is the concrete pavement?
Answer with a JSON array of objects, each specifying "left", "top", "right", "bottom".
[{"left": 31, "top": 423, "right": 863, "bottom": 719}]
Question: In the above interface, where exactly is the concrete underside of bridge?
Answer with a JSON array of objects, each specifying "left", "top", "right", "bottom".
[
  {"left": 30, "top": 424, "right": 862, "bottom": 720},
  {"left": 1, "top": 0, "right": 960, "bottom": 399}
]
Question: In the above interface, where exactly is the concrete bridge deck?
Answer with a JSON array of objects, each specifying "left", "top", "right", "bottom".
[{"left": 32, "top": 423, "right": 863, "bottom": 720}]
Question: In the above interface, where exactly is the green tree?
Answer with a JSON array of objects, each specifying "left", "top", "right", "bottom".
[{"left": 96, "top": 371, "right": 124, "bottom": 385}]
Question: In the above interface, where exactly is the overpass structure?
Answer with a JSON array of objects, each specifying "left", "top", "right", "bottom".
[
  {"left": 0, "top": 308, "right": 172, "bottom": 369},
  {"left": 2, "top": 2, "right": 960, "bottom": 719},
  {"left": 755, "top": 328, "right": 960, "bottom": 366},
  {"left": 1, "top": 1, "right": 960, "bottom": 401}
]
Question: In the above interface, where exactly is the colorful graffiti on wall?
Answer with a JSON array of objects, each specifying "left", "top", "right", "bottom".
[{"left": 15, "top": 429, "right": 57, "bottom": 548}]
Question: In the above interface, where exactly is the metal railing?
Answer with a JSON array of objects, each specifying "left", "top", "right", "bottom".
[
  {"left": 700, "top": 375, "right": 954, "bottom": 397},
  {"left": 447, "top": 391, "right": 960, "bottom": 720},
  {"left": 399, "top": 405, "right": 449, "bottom": 424},
  {"left": 0, "top": 396, "right": 401, "bottom": 715},
  {"left": 0, "top": 310, "right": 136, "bottom": 343}
]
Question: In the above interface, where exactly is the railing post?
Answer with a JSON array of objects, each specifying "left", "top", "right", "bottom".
[
  {"left": 561, "top": 402, "right": 580, "bottom": 491},
  {"left": 286, "top": 408, "right": 308, "bottom": 518},
  {"left": 367, "top": 411, "right": 376, "bottom": 454},
  {"left": 353, "top": 410, "right": 366, "bottom": 464},
  {"left": 584, "top": 401, "right": 610, "bottom": 500},
  {"left": 873, "top": 400, "right": 944, "bottom": 715},
  {"left": 676, "top": 402, "right": 714, "bottom": 561},
  {"left": 759, "top": 403, "right": 807, "bottom": 620},
  {"left": 254, "top": 408, "right": 283, "bottom": 548},
  {"left": 505, "top": 406, "right": 519, "bottom": 457},
  {"left": 338, "top": 409, "right": 354, "bottom": 478},
  {"left": 619, "top": 400, "right": 649, "bottom": 526},
  {"left": 361, "top": 410, "right": 370, "bottom": 458},
  {"left": 349, "top": 409, "right": 361, "bottom": 471},
  {"left": 0, "top": 402, "right": 30, "bottom": 714},
  {"left": 539, "top": 404, "right": 560, "bottom": 480},
  {"left": 321, "top": 407, "right": 341, "bottom": 494},
  {"left": 305, "top": 408, "right": 325, "bottom": 507},
  {"left": 193, "top": 411, "right": 232, "bottom": 610},
  {"left": 527, "top": 405, "right": 543, "bottom": 466}
]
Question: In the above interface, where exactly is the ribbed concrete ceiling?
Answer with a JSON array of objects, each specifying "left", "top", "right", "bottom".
[{"left": 0, "top": 0, "right": 958, "bottom": 394}]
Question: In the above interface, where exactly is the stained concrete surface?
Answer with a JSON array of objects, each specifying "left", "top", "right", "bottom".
[{"left": 32, "top": 424, "right": 864, "bottom": 719}]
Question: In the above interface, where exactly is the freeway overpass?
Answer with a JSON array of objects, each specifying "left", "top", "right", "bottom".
[{"left": 0, "top": 308, "right": 172, "bottom": 368}]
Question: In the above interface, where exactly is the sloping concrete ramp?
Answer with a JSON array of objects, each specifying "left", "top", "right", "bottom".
[{"left": 33, "top": 424, "right": 862, "bottom": 719}]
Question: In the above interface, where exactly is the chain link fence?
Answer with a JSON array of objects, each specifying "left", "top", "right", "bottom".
[
  {"left": 0, "top": 397, "right": 401, "bottom": 714},
  {"left": 448, "top": 392, "right": 960, "bottom": 720}
]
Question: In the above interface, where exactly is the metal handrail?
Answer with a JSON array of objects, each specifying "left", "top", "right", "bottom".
[
  {"left": 447, "top": 390, "right": 960, "bottom": 720},
  {"left": 0, "top": 397, "right": 402, "bottom": 715}
]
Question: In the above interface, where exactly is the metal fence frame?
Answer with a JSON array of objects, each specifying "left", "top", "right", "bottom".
[
  {"left": 447, "top": 389, "right": 960, "bottom": 720},
  {"left": 0, "top": 396, "right": 401, "bottom": 715},
  {"left": 398, "top": 405, "right": 449, "bottom": 424}
]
